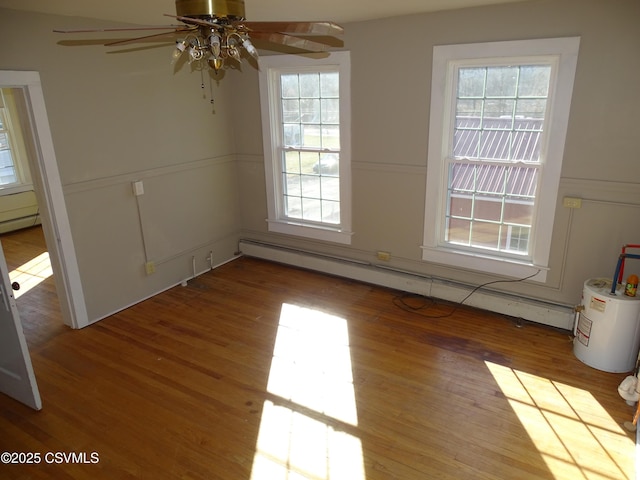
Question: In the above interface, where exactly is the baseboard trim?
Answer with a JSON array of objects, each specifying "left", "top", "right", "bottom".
[{"left": 238, "top": 239, "right": 575, "bottom": 331}]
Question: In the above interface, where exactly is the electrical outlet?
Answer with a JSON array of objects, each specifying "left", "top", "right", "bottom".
[
  {"left": 376, "top": 251, "right": 391, "bottom": 261},
  {"left": 145, "top": 261, "right": 156, "bottom": 275},
  {"left": 563, "top": 196, "right": 582, "bottom": 209}
]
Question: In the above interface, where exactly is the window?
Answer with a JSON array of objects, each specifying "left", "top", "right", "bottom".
[
  {"left": 258, "top": 52, "right": 352, "bottom": 244},
  {"left": 423, "top": 38, "right": 580, "bottom": 281},
  {"left": 0, "top": 88, "right": 32, "bottom": 193}
]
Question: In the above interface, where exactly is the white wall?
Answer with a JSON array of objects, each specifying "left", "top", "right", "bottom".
[
  {"left": 0, "top": 8, "right": 241, "bottom": 323},
  {"left": 235, "top": 0, "right": 640, "bottom": 310}
]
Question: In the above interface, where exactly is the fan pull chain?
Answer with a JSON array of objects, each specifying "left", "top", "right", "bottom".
[{"left": 209, "top": 75, "right": 215, "bottom": 105}]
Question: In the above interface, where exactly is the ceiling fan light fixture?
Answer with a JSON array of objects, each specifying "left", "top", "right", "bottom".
[
  {"left": 171, "top": 39, "right": 188, "bottom": 64},
  {"left": 209, "top": 34, "right": 221, "bottom": 56},
  {"left": 241, "top": 37, "right": 259, "bottom": 60}
]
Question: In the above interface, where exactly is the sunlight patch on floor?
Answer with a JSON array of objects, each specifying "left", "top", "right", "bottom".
[
  {"left": 486, "top": 361, "right": 634, "bottom": 479},
  {"left": 251, "top": 303, "right": 366, "bottom": 480},
  {"left": 9, "top": 252, "right": 52, "bottom": 299}
]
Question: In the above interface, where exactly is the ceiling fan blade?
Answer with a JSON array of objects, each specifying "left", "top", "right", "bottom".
[
  {"left": 104, "top": 30, "right": 192, "bottom": 47},
  {"left": 249, "top": 32, "right": 333, "bottom": 53},
  {"left": 239, "top": 21, "right": 344, "bottom": 37},
  {"left": 164, "top": 14, "right": 222, "bottom": 29},
  {"left": 53, "top": 25, "right": 183, "bottom": 34}
]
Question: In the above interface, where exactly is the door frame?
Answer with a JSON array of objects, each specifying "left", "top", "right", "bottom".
[{"left": 1, "top": 70, "right": 88, "bottom": 329}]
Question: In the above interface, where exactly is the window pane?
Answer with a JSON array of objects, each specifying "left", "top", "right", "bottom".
[
  {"left": 299, "top": 73, "right": 320, "bottom": 98},
  {"left": 321, "top": 98, "right": 339, "bottom": 124},
  {"left": 302, "top": 197, "right": 322, "bottom": 222},
  {"left": 474, "top": 195, "right": 503, "bottom": 222},
  {"left": 284, "top": 173, "right": 301, "bottom": 196},
  {"left": 302, "top": 125, "right": 321, "bottom": 149},
  {"left": 456, "top": 99, "right": 483, "bottom": 117},
  {"left": 301, "top": 174, "right": 321, "bottom": 198},
  {"left": 314, "top": 153, "right": 339, "bottom": 176},
  {"left": 458, "top": 68, "right": 485, "bottom": 97},
  {"left": 504, "top": 200, "right": 533, "bottom": 226},
  {"left": 321, "top": 126, "right": 340, "bottom": 149},
  {"left": 483, "top": 99, "right": 515, "bottom": 120},
  {"left": 282, "top": 99, "right": 300, "bottom": 123},
  {"left": 479, "top": 129, "right": 513, "bottom": 160},
  {"left": 476, "top": 164, "right": 506, "bottom": 194},
  {"left": 502, "top": 225, "right": 530, "bottom": 253},
  {"left": 447, "top": 218, "right": 471, "bottom": 244},
  {"left": 281, "top": 75, "right": 299, "bottom": 98},
  {"left": 320, "top": 72, "right": 339, "bottom": 98},
  {"left": 512, "top": 118, "right": 543, "bottom": 161},
  {"left": 453, "top": 127, "right": 480, "bottom": 159},
  {"left": 321, "top": 200, "right": 340, "bottom": 224},
  {"left": 516, "top": 99, "right": 546, "bottom": 119},
  {"left": 448, "top": 194, "right": 472, "bottom": 218},
  {"left": 470, "top": 221, "right": 501, "bottom": 249},
  {"left": 449, "top": 163, "right": 474, "bottom": 192},
  {"left": 518, "top": 66, "right": 551, "bottom": 97},
  {"left": 506, "top": 166, "right": 538, "bottom": 197},
  {"left": 300, "top": 151, "right": 319, "bottom": 174},
  {"left": 283, "top": 124, "right": 301, "bottom": 147},
  {"left": 284, "top": 151, "right": 301, "bottom": 174},
  {"left": 285, "top": 195, "right": 302, "bottom": 218},
  {"left": 321, "top": 176, "right": 340, "bottom": 202},
  {"left": 485, "top": 66, "right": 518, "bottom": 97},
  {"left": 300, "top": 98, "right": 320, "bottom": 124}
]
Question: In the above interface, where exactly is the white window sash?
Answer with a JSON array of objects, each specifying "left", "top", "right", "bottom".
[
  {"left": 422, "top": 37, "right": 580, "bottom": 282},
  {"left": 259, "top": 52, "right": 352, "bottom": 244}
]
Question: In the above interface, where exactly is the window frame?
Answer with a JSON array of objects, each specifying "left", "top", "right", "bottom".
[
  {"left": 258, "top": 51, "right": 352, "bottom": 245},
  {"left": 422, "top": 37, "right": 580, "bottom": 282}
]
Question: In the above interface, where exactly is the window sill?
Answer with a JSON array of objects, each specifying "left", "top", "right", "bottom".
[
  {"left": 267, "top": 219, "right": 353, "bottom": 245},
  {"left": 421, "top": 245, "right": 548, "bottom": 282},
  {"left": 0, "top": 184, "right": 34, "bottom": 196}
]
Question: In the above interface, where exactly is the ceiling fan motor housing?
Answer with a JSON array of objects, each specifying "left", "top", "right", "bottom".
[{"left": 176, "top": 0, "right": 246, "bottom": 21}]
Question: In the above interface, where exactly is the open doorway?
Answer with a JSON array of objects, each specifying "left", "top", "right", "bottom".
[
  {"left": 0, "top": 70, "right": 88, "bottom": 330},
  {"left": 0, "top": 225, "right": 65, "bottom": 350},
  {"left": 0, "top": 86, "right": 64, "bottom": 346}
]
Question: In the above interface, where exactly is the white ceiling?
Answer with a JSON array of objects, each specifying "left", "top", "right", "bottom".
[{"left": 0, "top": 0, "right": 529, "bottom": 24}]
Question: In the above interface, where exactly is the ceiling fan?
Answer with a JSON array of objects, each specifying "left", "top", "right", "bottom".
[{"left": 54, "top": 0, "right": 344, "bottom": 73}]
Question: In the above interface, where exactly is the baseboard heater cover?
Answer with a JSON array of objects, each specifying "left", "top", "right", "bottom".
[
  {"left": 0, "top": 214, "right": 41, "bottom": 234},
  {"left": 238, "top": 239, "right": 574, "bottom": 330}
]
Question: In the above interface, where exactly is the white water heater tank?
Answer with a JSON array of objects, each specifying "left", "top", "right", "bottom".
[{"left": 574, "top": 278, "right": 640, "bottom": 373}]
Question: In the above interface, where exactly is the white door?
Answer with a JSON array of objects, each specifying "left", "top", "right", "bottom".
[{"left": 0, "top": 239, "right": 41, "bottom": 410}]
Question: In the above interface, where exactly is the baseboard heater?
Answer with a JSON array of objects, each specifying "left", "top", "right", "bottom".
[
  {"left": 0, "top": 213, "right": 40, "bottom": 234},
  {"left": 238, "top": 239, "right": 574, "bottom": 331}
]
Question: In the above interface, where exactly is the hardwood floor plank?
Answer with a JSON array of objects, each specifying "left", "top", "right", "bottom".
[{"left": 0, "top": 227, "right": 635, "bottom": 479}]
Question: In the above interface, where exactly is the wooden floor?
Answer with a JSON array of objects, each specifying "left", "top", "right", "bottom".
[{"left": 0, "top": 226, "right": 636, "bottom": 479}]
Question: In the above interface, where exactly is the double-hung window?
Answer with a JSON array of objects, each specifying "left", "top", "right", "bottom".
[
  {"left": 423, "top": 38, "right": 580, "bottom": 282},
  {"left": 258, "top": 52, "right": 352, "bottom": 244},
  {"left": 0, "top": 88, "right": 32, "bottom": 193}
]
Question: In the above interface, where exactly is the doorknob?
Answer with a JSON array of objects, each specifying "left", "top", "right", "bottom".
[{"left": 11, "top": 282, "right": 19, "bottom": 291}]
